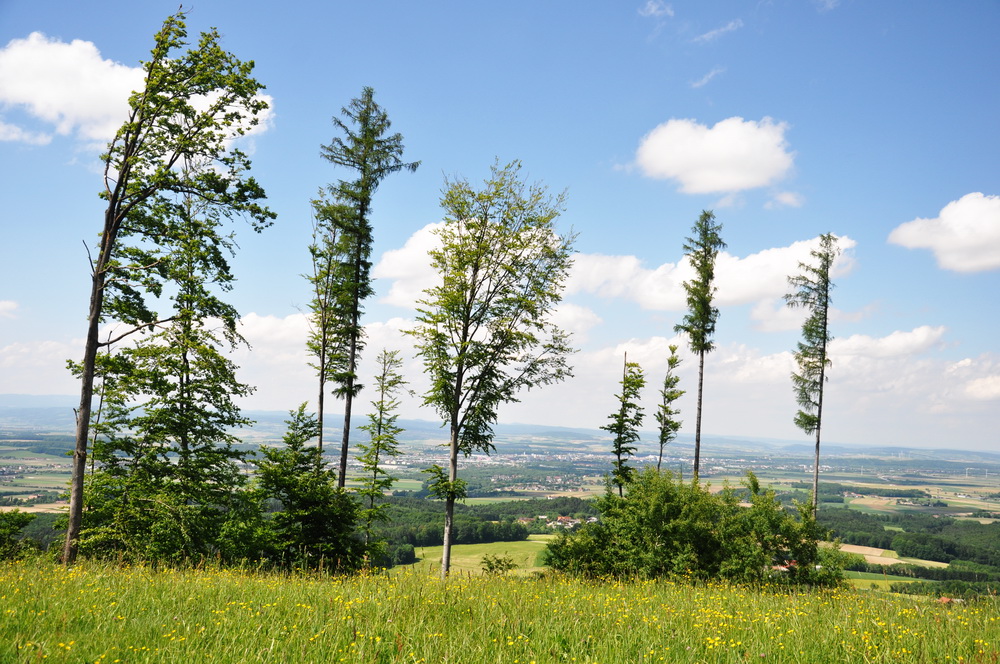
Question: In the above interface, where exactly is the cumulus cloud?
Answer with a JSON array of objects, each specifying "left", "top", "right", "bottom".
[
  {"left": 0, "top": 300, "right": 18, "bottom": 318},
  {"left": 0, "top": 32, "right": 273, "bottom": 149},
  {"left": 691, "top": 67, "right": 725, "bottom": 89},
  {"left": 888, "top": 193, "right": 1000, "bottom": 272},
  {"left": 693, "top": 19, "right": 744, "bottom": 43},
  {"left": 832, "top": 325, "right": 946, "bottom": 359},
  {"left": 635, "top": 117, "right": 794, "bottom": 194},
  {"left": 965, "top": 375, "right": 1000, "bottom": 401},
  {"left": 372, "top": 222, "right": 444, "bottom": 307},
  {"left": 638, "top": 1, "right": 674, "bottom": 18},
  {"left": 0, "top": 32, "right": 142, "bottom": 143},
  {"left": 567, "top": 235, "right": 857, "bottom": 315}
]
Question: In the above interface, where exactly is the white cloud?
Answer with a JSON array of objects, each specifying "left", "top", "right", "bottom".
[
  {"left": 551, "top": 303, "right": 603, "bottom": 343},
  {"left": 691, "top": 67, "right": 725, "bottom": 89},
  {"left": 0, "top": 32, "right": 273, "bottom": 149},
  {"left": 0, "top": 301, "right": 18, "bottom": 318},
  {"left": 567, "top": 235, "right": 857, "bottom": 316},
  {"left": 888, "top": 193, "right": 1000, "bottom": 272},
  {"left": 0, "top": 339, "right": 79, "bottom": 394},
  {"left": 0, "top": 32, "right": 142, "bottom": 143},
  {"left": 0, "top": 120, "right": 51, "bottom": 145},
  {"left": 693, "top": 19, "right": 744, "bottom": 43},
  {"left": 372, "top": 222, "right": 443, "bottom": 307},
  {"left": 638, "top": 1, "right": 674, "bottom": 18},
  {"left": 815, "top": 0, "right": 840, "bottom": 11},
  {"left": 965, "top": 375, "right": 1000, "bottom": 401},
  {"left": 765, "top": 191, "right": 805, "bottom": 209},
  {"left": 832, "top": 325, "right": 946, "bottom": 359},
  {"left": 635, "top": 117, "right": 795, "bottom": 194}
]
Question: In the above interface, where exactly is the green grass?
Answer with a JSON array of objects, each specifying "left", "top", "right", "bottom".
[
  {"left": 3, "top": 558, "right": 999, "bottom": 663},
  {"left": 405, "top": 535, "right": 555, "bottom": 576},
  {"left": 843, "top": 571, "right": 919, "bottom": 590}
]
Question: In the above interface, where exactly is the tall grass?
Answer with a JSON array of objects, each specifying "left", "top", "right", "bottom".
[{"left": 3, "top": 558, "right": 998, "bottom": 663}]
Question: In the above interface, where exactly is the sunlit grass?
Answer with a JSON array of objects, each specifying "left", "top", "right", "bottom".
[{"left": 2, "top": 558, "right": 998, "bottom": 663}]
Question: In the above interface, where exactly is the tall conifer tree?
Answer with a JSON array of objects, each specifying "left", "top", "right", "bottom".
[
  {"left": 318, "top": 87, "right": 419, "bottom": 487},
  {"left": 675, "top": 211, "right": 725, "bottom": 481},
  {"left": 786, "top": 233, "right": 840, "bottom": 514}
]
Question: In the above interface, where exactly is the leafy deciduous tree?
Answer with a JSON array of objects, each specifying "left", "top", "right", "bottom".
[
  {"left": 65, "top": 10, "right": 273, "bottom": 563},
  {"left": 76, "top": 181, "right": 263, "bottom": 564},
  {"left": 319, "top": 87, "right": 419, "bottom": 487},
  {"left": 674, "top": 210, "right": 726, "bottom": 481},
  {"left": 785, "top": 233, "right": 840, "bottom": 514},
  {"left": 409, "top": 161, "right": 575, "bottom": 578},
  {"left": 655, "top": 345, "right": 684, "bottom": 473},
  {"left": 602, "top": 355, "right": 645, "bottom": 496}
]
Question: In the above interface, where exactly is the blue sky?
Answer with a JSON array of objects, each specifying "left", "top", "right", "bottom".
[{"left": 1, "top": 1, "right": 998, "bottom": 451}]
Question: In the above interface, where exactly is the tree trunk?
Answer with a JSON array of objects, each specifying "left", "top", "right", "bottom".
[
  {"left": 440, "top": 423, "right": 460, "bottom": 579},
  {"left": 63, "top": 257, "right": 107, "bottom": 563},
  {"left": 693, "top": 350, "right": 705, "bottom": 481}
]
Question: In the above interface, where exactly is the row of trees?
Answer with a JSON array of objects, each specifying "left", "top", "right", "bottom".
[
  {"left": 61, "top": 9, "right": 844, "bottom": 578},
  {"left": 598, "top": 214, "right": 840, "bottom": 513}
]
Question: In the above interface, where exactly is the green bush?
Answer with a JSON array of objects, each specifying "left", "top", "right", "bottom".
[
  {"left": 544, "top": 468, "right": 844, "bottom": 586},
  {"left": 0, "top": 510, "right": 35, "bottom": 560}
]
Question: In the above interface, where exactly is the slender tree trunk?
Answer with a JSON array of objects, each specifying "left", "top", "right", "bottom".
[
  {"left": 63, "top": 259, "right": 107, "bottom": 563},
  {"left": 337, "top": 220, "right": 365, "bottom": 488},
  {"left": 317, "top": 329, "right": 327, "bottom": 462},
  {"left": 693, "top": 350, "right": 705, "bottom": 481},
  {"left": 440, "top": 423, "right": 460, "bottom": 580}
]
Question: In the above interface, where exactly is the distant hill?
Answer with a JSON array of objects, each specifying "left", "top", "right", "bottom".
[{"left": 3, "top": 393, "right": 999, "bottom": 463}]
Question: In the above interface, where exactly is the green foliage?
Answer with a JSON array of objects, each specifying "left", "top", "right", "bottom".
[
  {"left": 0, "top": 510, "right": 35, "bottom": 560},
  {"left": 480, "top": 553, "right": 517, "bottom": 576},
  {"left": 601, "top": 356, "right": 645, "bottom": 496},
  {"left": 545, "top": 468, "right": 844, "bottom": 586},
  {"left": 66, "top": 8, "right": 274, "bottom": 562},
  {"left": 317, "top": 86, "right": 420, "bottom": 486},
  {"left": 675, "top": 210, "right": 726, "bottom": 355},
  {"left": 422, "top": 464, "right": 468, "bottom": 503},
  {"left": 654, "top": 344, "right": 684, "bottom": 472},
  {"left": 77, "top": 176, "right": 262, "bottom": 565},
  {"left": 785, "top": 233, "right": 839, "bottom": 435},
  {"left": 356, "top": 349, "right": 408, "bottom": 555},
  {"left": 785, "top": 232, "right": 840, "bottom": 512},
  {"left": 408, "top": 160, "right": 575, "bottom": 576},
  {"left": 674, "top": 210, "right": 725, "bottom": 478},
  {"left": 410, "top": 160, "right": 575, "bottom": 456},
  {"left": 255, "top": 405, "right": 363, "bottom": 571}
]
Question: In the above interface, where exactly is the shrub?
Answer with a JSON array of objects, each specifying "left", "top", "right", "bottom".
[{"left": 544, "top": 468, "right": 843, "bottom": 586}]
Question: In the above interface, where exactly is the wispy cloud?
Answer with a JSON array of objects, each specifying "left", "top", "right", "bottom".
[
  {"left": 691, "top": 66, "right": 725, "bottom": 88},
  {"left": 638, "top": 0, "right": 674, "bottom": 18},
  {"left": 814, "top": 0, "right": 840, "bottom": 12},
  {"left": 0, "top": 301, "right": 19, "bottom": 318},
  {"left": 693, "top": 19, "right": 744, "bottom": 43}
]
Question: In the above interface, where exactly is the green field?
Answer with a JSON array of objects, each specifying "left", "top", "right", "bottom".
[
  {"left": 3, "top": 558, "right": 999, "bottom": 663},
  {"left": 404, "top": 534, "right": 555, "bottom": 576}
]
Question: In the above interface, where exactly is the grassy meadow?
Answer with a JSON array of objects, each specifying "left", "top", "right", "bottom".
[{"left": 4, "top": 558, "right": 999, "bottom": 663}]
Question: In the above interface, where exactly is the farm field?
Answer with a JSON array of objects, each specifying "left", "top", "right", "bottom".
[
  {"left": 404, "top": 534, "right": 556, "bottom": 576},
  {"left": 3, "top": 558, "right": 999, "bottom": 663}
]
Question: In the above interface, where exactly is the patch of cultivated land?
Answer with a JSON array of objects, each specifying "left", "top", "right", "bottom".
[{"left": 837, "top": 543, "right": 949, "bottom": 568}]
